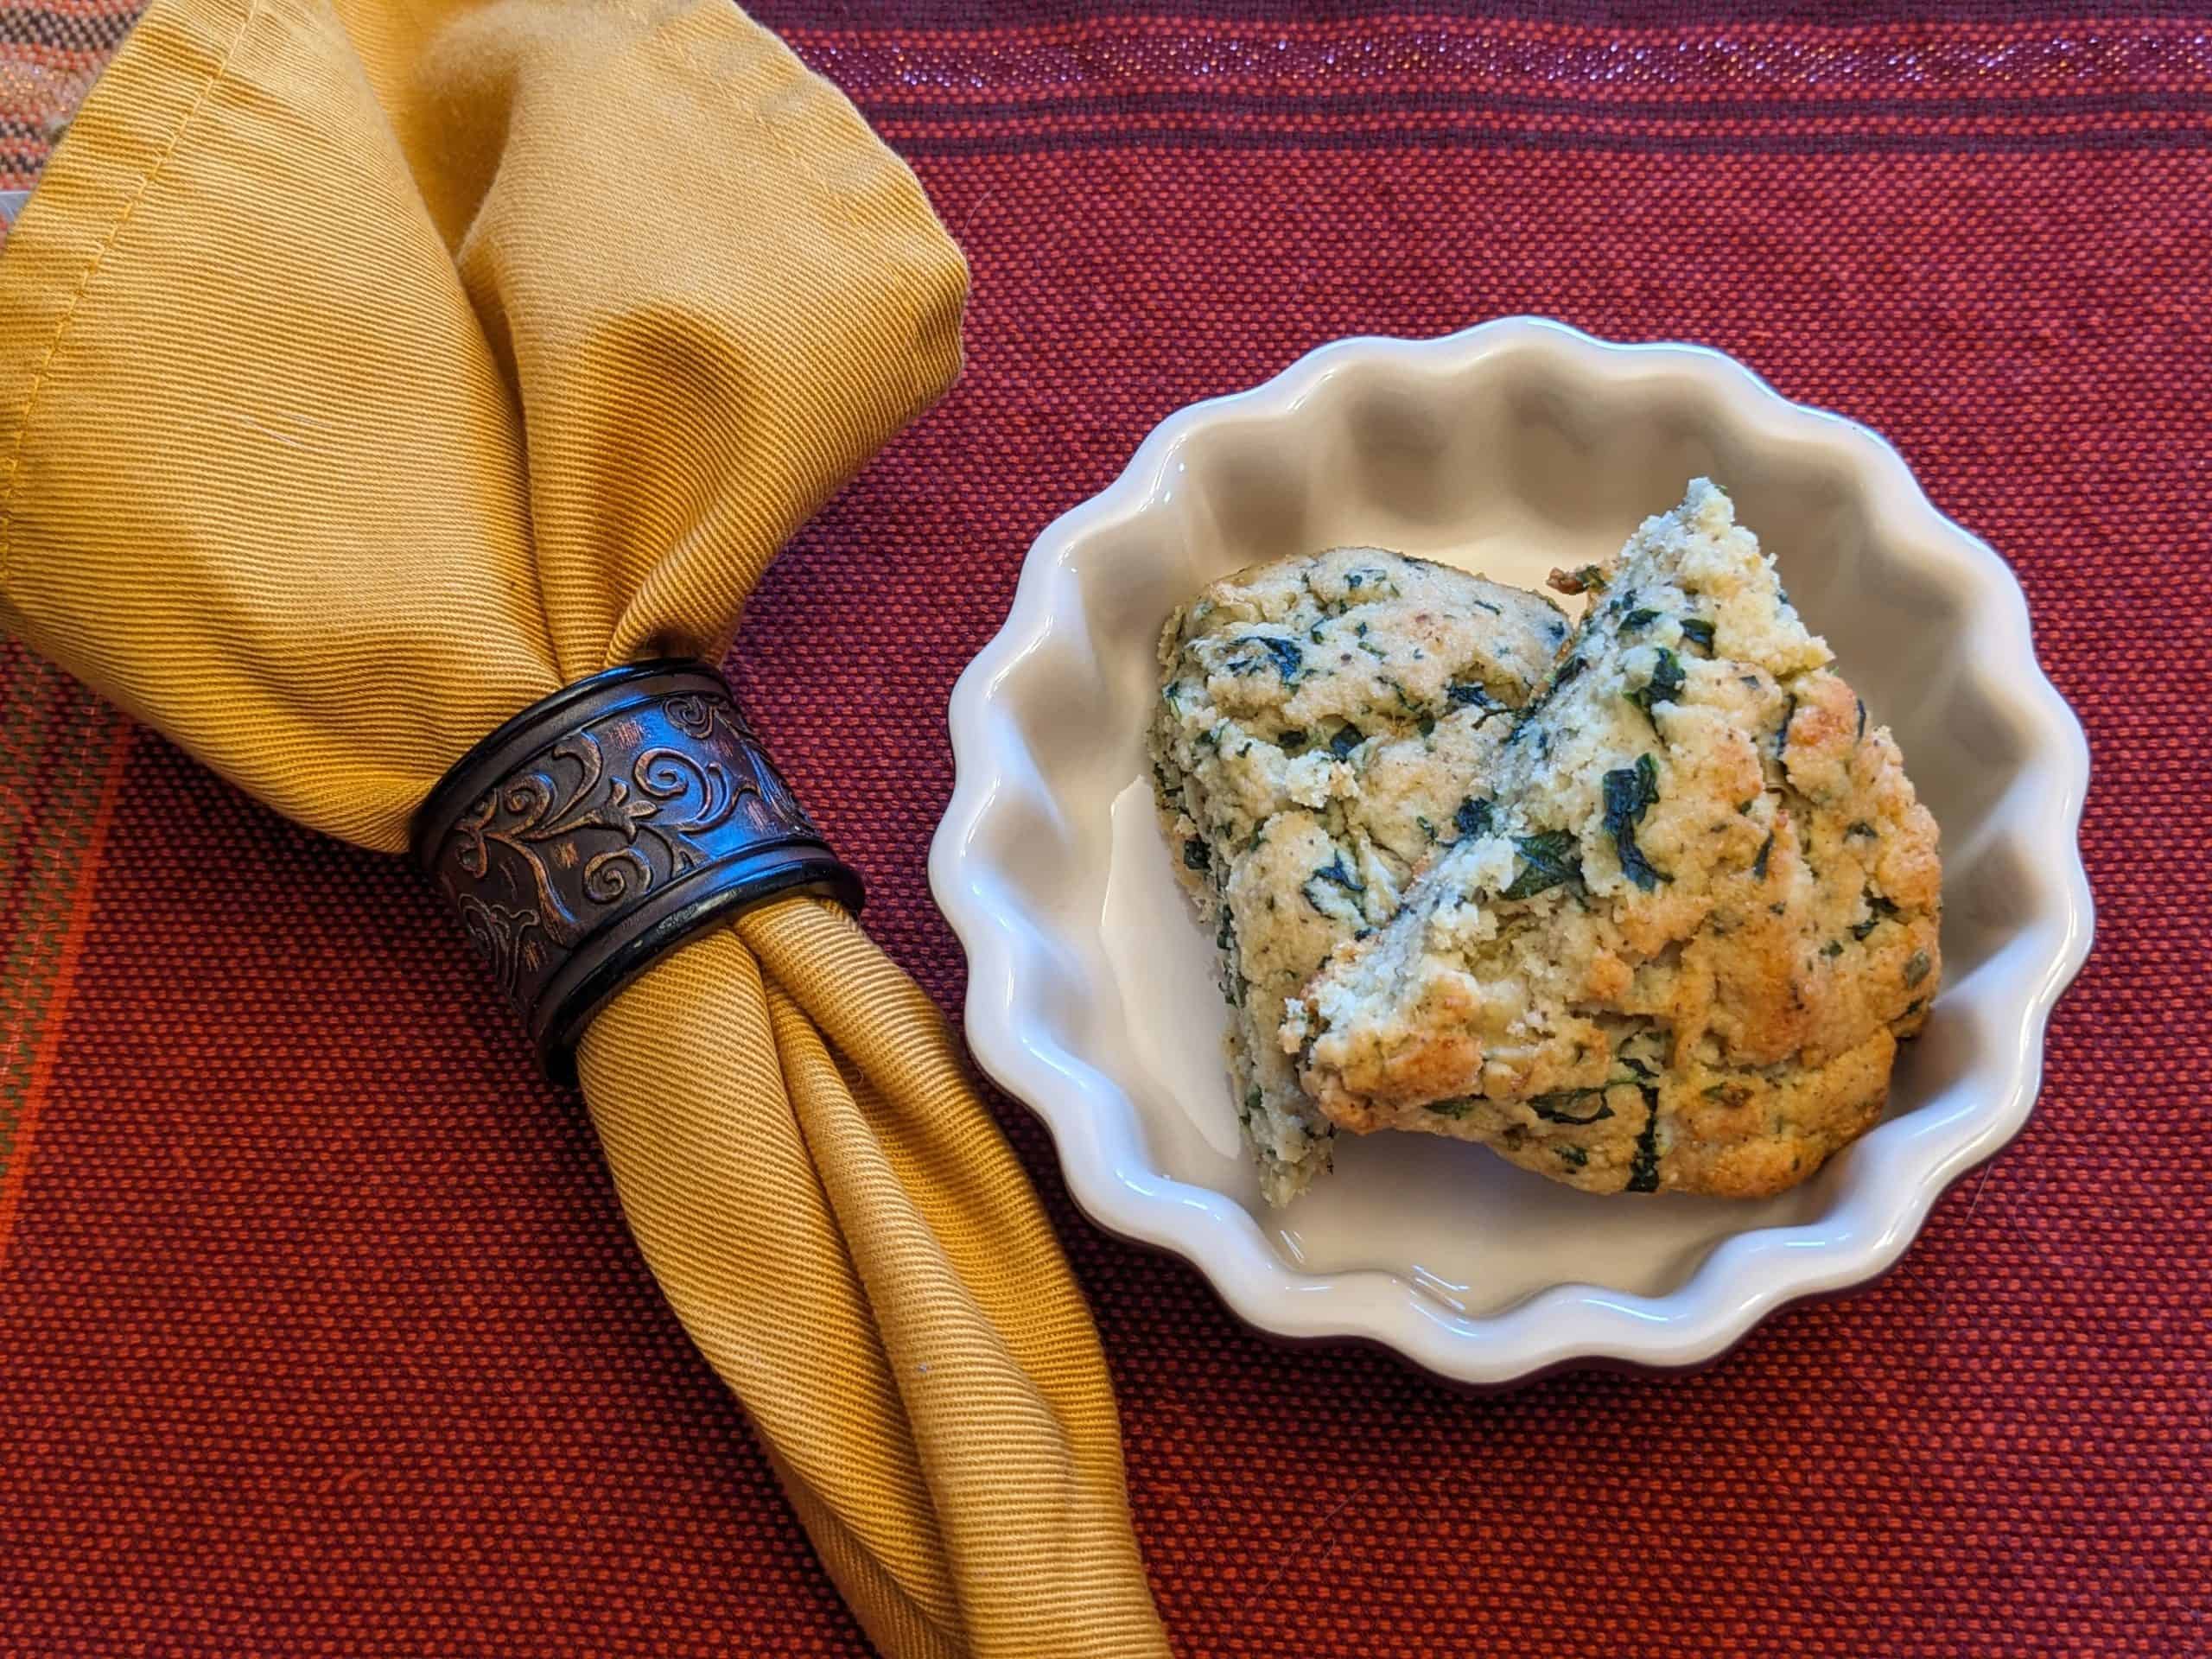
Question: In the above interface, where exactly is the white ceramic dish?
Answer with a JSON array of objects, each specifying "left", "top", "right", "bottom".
[{"left": 930, "top": 319, "right": 2092, "bottom": 1384}]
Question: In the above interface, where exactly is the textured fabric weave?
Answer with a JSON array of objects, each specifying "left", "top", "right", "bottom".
[
  {"left": 0, "top": 0, "right": 1166, "bottom": 1654},
  {"left": 3, "top": 3, "right": 2209, "bottom": 1656}
]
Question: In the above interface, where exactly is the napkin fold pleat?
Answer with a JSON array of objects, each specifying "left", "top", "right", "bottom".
[{"left": 0, "top": 0, "right": 1170, "bottom": 1651}]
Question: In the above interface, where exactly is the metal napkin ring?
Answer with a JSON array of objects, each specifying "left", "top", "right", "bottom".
[{"left": 412, "top": 658, "right": 862, "bottom": 1078}]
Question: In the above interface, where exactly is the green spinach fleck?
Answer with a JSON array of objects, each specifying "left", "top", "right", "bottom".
[
  {"left": 1904, "top": 950, "right": 1932, "bottom": 988},
  {"left": 1446, "top": 679, "right": 1496, "bottom": 710},
  {"left": 1852, "top": 892, "right": 1900, "bottom": 940},
  {"left": 1182, "top": 838, "right": 1211, "bottom": 873},
  {"left": 1454, "top": 797, "right": 1496, "bottom": 840},
  {"left": 1621, "top": 607, "right": 1661, "bottom": 632},
  {"left": 1629, "top": 647, "right": 1687, "bottom": 719},
  {"left": 1501, "top": 830, "right": 1584, "bottom": 901},
  {"left": 1511, "top": 656, "right": 1586, "bottom": 739},
  {"left": 1230, "top": 635, "right": 1306, "bottom": 683},
  {"left": 1679, "top": 618, "right": 1716, "bottom": 653},
  {"left": 1602, "top": 753, "right": 1669, "bottom": 891},
  {"left": 1557, "top": 1144, "right": 1589, "bottom": 1169},
  {"left": 1529, "top": 1088, "right": 1615, "bottom": 1126},
  {"left": 1312, "top": 852, "right": 1363, "bottom": 893},
  {"left": 1328, "top": 726, "right": 1363, "bottom": 760},
  {"left": 1626, "top": 1088, "right": 1662, "bottom": 1192},
  {"left": 1301, "top": 855, "right": 1365, "bottom": 917}
]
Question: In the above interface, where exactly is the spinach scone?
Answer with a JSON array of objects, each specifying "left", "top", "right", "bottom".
[
  {"left": 1287, "top": 481, "right": 1942, "bottom": 1198},
  {"left": 1151, "top": 547, "right": 1569, "bottom": 1205}
]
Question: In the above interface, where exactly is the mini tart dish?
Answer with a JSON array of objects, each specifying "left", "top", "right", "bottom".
[
  {"left": 1149, "top": 547, "right": 1569, "bottom": 1205},
  {"left": 1289, "top": 481, "right": 1942, "bottom": 1198}
]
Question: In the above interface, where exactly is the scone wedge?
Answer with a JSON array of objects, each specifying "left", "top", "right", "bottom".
[
  {"left": 1151, "top": 547, "right": 1568, "bottom": 1204},
  {"left": 1288, "top": 481, "right": 1942, "bottom": 1198}
]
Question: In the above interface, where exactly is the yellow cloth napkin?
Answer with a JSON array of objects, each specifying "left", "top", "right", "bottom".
[{"left": 0, "top": 0, "right": 1168, "bottom": 1652}]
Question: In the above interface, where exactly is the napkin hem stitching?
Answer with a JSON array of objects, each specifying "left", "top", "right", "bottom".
[{"left": 0, "top": 0, "right": 264, "bottom": 590}]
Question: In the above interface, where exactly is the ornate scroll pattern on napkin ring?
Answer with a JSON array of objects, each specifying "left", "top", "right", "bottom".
[{"left": 412, "top": 659, "right": 863, "bottom": 1078}]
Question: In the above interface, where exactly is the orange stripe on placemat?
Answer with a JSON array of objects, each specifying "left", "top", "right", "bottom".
[{"left": 0, "top": 717, "right": 130, "bottom": 1268}]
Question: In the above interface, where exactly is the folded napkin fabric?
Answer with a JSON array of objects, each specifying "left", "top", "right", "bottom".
[{"left": 0, "top": 0, "right": 1169, "bottom": 1654}]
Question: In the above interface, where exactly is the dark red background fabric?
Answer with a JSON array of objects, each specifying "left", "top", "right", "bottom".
[{"left": 3, "top": 4, "right": 2209, "bottom": 1654}]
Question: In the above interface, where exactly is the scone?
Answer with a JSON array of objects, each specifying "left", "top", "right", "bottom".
[
  {"left": 1150, "top": 547, "right": 1569, "bottom": 1205},
  {"left": 1288, "top": 481, "right": 1942, "bottom": 1198}
]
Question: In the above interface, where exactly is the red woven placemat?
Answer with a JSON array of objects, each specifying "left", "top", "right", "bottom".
[{"left": 3, "top": 4, "right": 2208, "bottom": 1654}]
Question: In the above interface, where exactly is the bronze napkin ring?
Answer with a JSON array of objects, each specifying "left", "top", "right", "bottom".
[{"left": 412, "top": 659, "right": 862, "bottom": 1078}]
